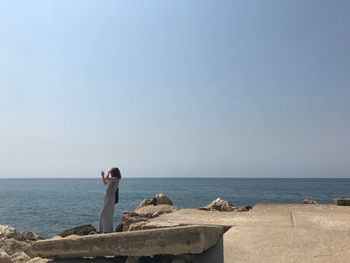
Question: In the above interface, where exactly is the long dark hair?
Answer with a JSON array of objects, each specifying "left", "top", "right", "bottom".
[{"left": 110, "top": 167, "right": 121, "bottom": 179}]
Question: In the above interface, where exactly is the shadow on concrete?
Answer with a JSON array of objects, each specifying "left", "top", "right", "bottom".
[
  {"left": 52, "top": 257, "right": 126, "bottom": 263},
  {"left": 193, "top": 236, "right": 224, "bottom": 263}
]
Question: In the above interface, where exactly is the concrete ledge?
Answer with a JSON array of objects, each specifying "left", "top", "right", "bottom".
[{"left": 28, "top": 225, "right": 224, "bottom": 259}]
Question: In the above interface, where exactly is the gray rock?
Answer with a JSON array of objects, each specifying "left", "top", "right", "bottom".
[
  {"left": 199, "top": 198, "right": 236, "bottom": 212},
  {"left": 59, "top": 224, "right": 96, "bottom": 237},
  {"left": 303, "top": 199, "right": 319, "bottom": 205},
  {"left": 236, "top": 206, "right": 253, "bottom": 212},
  {"left": 0, "top": 238, "right": 29, "bottom": 256},
  {"left": 10, "top": 251, "right": 31, "bottom": 263},
  {"left": 121, "top": 211, "right": 150, "bottom": 231},
  {"left": 0, "top": 249, "right": 12, "bottom": 263},
  {"left": 27, "top": 257, "right": 51, "bottom": 263},
  {"left": 16, "top": 231, "right": 42, "bottom": 242},
  {"left": 0, "top": 225, "right": 17, "bottom": 239},
  {"left": 151, "top": 193, "right": 173, "bottom": 206},
  {"left": 135, "top": 199, "right": 152, "bottom": 210},
  {"left": 134, "top": 205, "right": 176, "bottom": 218},
  {"left": 114, "top": 223, "right": 123, "bottom": 232},
  {"left": 122, "top": 205, "right": 176, "bottom": 231},
  {"left": 128, "top": 222, "right": 148, "bottom": 231}
]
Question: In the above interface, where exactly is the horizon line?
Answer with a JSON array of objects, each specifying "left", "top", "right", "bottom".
[{"left": 0, "top": 177, "right": 350, "bottom": 179}]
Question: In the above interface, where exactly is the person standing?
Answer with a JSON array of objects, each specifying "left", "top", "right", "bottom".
[{"left": 99, "top": 167, "right": 121, "bottom": 233}]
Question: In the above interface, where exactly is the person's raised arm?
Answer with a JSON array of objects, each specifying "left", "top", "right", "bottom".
[{"left": 101, "top": 171, "right": 109, "bottom": 185}]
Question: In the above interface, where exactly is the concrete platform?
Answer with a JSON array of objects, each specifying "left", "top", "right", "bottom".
[
  {"left": 224, "top": 226, "right": 350, "bottom": 263},
  {"left": 28, "top": 225, "right": 224, "bottom": 259},
  {"left": 146, "top": 204, "right": 350, "bottom": 263},
  {"left": 143, "top": 207, "right": 292, "bottom": 229}
]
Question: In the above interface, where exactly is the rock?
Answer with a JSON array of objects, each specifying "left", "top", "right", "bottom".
[
  {"left": 135, "top": 199, "right": 152, "bottom": 210},
  {"left": 10, "top": 251, "right": 31, "bottom": 263},
  {"left": 114, "top": 223, "right": 123, "bottom": 232},
  {"left": 16, "top": 231, "right": 42, "bottom": 242},
  {"left": 303, "top": 199, "right": 319, "bottom": 205},
  {"left": 199, "top": 198, "right": 236, "bottom": 212},
  {"left": 27, "top": 257, "right": 51, "bottom": 263},
  {"left": 122, "top": 212, "right": 150, "bottom": 231},
  {"left": 122, "top": 205, "right": 176, "bottom": 231},
  {"left": 0, "top": 225, "right": 17, "bottom": 239},
  {"left": 59, "top": 224, "right": 96, "bottom": 237},
  {"left": 119, "top": 194, "right": 176, "bottom": 231},
  {"left": 0, "top": 249, "right": 12, "bottom": 263},
  {"left": 128, "top": 222, "right": 148, "bottom": 231},
  {"left": 134, "top": 205, "right": 176, "bottom": 218},
  {"left": 0, "top": 238, "right": 29, "bottom": 256},
  {"left": 151, "top": 193, "right": 173, "bottom": 206},
  {"left": 236, "top": 205, "right": 253, "bottom": 212}
]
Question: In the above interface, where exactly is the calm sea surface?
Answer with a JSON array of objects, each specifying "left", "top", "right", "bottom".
[{"left": 1, "top": 178, "right": 350, "bottom": 237}]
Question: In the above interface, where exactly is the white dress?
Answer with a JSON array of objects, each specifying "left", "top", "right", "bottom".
[{"left": 98, "top": 178, "right": 119, "bottom": 233}]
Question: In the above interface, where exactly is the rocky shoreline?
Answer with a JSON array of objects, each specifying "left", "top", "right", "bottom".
[
  {"left": 2, "top": 194, "right": 346, "bottom": 263},
  {"left": 0, "top": 193, "right": 248, "bottom": 263}
]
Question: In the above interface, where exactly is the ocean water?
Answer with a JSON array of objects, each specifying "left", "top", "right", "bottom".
[{"left": 1, "top": 178, "right": 350, "bottom": 237}]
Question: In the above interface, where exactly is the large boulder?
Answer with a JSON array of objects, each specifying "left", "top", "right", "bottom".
[
  {"left": 0, "top": 225, "right": 17, "bottom": 239},
  {"left": 0, "top": 249, "right": 11, "bottom": 263},
  {"left": 0, "top": 225, "right": 42, "bottom": 244},
  {"left": 199, "top": 198, "right": 236, "bottom": 212},
  {"left": 0, "top": 238, "right": 30, "bottom": 256},
  {"left": 151, "top": 193, "right": 173, "bottom": 206},
  {"left": 59, "top": 224, "right": 96, "bottom": 237}
]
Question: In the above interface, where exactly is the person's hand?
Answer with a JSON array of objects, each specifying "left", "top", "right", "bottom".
[{"left": 101, "top": 171, "right": 105, "bottom": 177}]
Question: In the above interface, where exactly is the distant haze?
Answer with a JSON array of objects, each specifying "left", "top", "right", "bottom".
[{"left": 0, "top": 1, "right": 349, "bottom": 178}]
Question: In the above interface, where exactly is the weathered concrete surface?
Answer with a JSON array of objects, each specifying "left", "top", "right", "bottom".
[
  {"left": 146, "top": 204, "right": 350, "bottom": 230},
  {"left": 224, "top": 226, "right": 350, "bottom": 263},
  {"left": 254, "top": 204, "right": 350, "bottom": 231},
  {"left": 146, "top": 204, "right": 350, "bottom": 263},
  {"left": 193, "top": 237, "right": 223, "bottom": 263},
  {"left": 143, "top": 207, "right": 292, "bottom": 229},
  {"left": 28, "top": 225, "right": 223, "bottom": 259}
]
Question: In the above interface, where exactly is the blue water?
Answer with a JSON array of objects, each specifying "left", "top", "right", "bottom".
[{"left": 1, "top": 178, "right": 350, "bottom": 237}]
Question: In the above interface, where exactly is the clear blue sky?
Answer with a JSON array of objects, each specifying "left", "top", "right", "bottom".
[{"left": 0, "top": 0, "right": 349, "bottom": 178}]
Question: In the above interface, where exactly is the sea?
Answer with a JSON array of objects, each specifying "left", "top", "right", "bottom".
[{"left": 1, "top": 178, "right": 350, "bottom": 238}]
